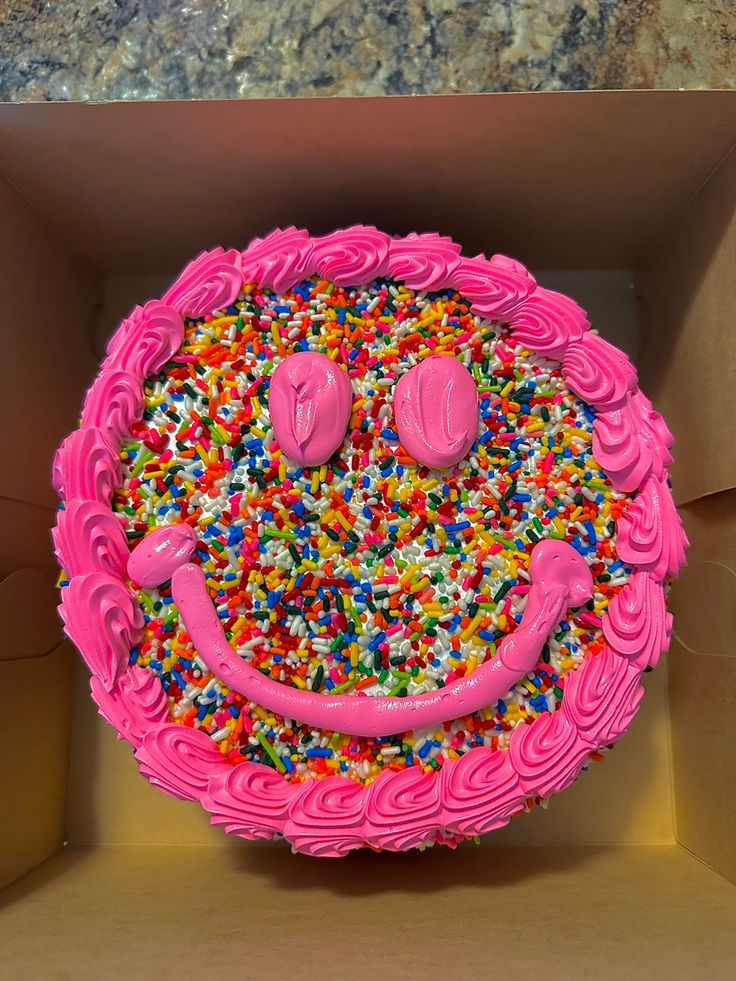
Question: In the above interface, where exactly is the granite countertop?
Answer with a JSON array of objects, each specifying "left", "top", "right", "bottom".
[{"left": 1, "top": 0, "right": 733, "bottom": 101}]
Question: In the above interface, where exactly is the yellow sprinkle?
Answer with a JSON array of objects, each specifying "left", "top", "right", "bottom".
[
  {"left": 461, "top": 614, "right": 484, "bottom": 642},
  {"left": 500, "top": 379, "right": 515, "bottom": 398},
  {"left": 205, "top": 315, "right": 238, "bottom": 330},
  {"left": 335, "top": 511, "right": 353, "bottom": 533}
]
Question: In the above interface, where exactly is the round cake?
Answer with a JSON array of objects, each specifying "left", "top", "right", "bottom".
[{"left": 53, "top": 226, "right": 687, "bottom": 856}]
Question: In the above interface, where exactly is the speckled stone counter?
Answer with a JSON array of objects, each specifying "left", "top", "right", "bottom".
[{"left": 1, "top": 0, "right": 733, "bottom": 101}]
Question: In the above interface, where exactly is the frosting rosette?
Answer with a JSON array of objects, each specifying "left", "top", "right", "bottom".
[
  {"left": 311, "top": 226, "right": 390, "bottom": 286},
  {"left": 53, "top": 500, "right": 129, "bottom": 579},
  {"left": 364, "top": 766, "right": 443, "bottom": 851},
  {"left": 136, "top": 724, "right": 229, "bottom": 801},
  {"left": 603, "top": 571, "right": 672, "bottom": 670},
  {"left": 162, "top": 247, "right": 242, "bottom": 318},
  {"left": 202, "top": 762, "right": 294, "bottom": 839},
  {"left": 386, "top": 232, "right": 462, "bottom": 290},
  {"left": 509, "top": 712, "right": 591, "bottom": 799},
  {"left": 563, "top": 333, "right": 638, "bottom": 410},
  {"left": 90, "top": 665, "right": 169, "bottom": 748},
  {"left": 284, "top": 777, "right": 368, "bottom": 857},
  {"left": 52, "top": 426, "right": 121, "bottom": 504},
  {"left": 59, "top": 574, "right": 143, "bottom": 690},
  {"left": 448, "top": 253, "right": 536, "bottom": 318},
  {"left": 509, "top": 286, "right": 589, "bottom": 360},
  {"left": 241, "top": 226, "right": 313, "bottom": 293},
  {"left": 617, "top": 475, "right": 688, "bottom": 580},
  {"left": 81, "top": 368, "right": 144, "bottom": 450},
  {"left": 592, "top": 388, "right": 675, "bottom": 493},
  {"left": 105, "top": 300, "right": 184, "bottom": 379},
  {"left": 562, "top": 647, "right": 644, "bottom": 746},
  {"left": 439, "top": 749, "right": 525, "bottom": 836}
]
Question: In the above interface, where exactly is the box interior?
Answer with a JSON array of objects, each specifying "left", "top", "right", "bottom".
[{"left": 1, "top": 92, "right": 735, "bottom": 976}]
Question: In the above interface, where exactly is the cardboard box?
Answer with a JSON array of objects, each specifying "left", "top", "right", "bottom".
[{"left": 0, "top": 92, "right": 735, "bottom": 979}]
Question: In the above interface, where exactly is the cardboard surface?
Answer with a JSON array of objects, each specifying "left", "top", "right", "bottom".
[
  {"left": 0, "top": 643, "right": 74, "bottom": 890},
  {"left": 1, "top": 844, "right": 735, "bottom": 981},
  {"left": 0, "top": 569, "right": 61, "bottom": 662},
  {"left": 668, "top": 492, "right": 736, "bottom": 883},
  {"left": 636, "top": 147, "right": 736, "bottom": 505},
  {"left": 0, "top": 92, "right": 734, "bottom": 275},
  {"left": 1, "top": 91, "right": 735, "bottom": 969},
  {"left": 0, "top": 176, "right": 100, "bottom": 510}
]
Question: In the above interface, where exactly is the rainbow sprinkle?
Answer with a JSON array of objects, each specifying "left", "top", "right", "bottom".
[{"left": 112, "top": 276, "right": 632, "bottom": 784}]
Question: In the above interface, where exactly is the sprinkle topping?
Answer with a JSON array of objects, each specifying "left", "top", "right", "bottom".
[{"left": 113, "top": 275, "right": 631, "bottom": 784}]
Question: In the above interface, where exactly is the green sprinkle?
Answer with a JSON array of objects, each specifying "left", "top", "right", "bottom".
[{"left": 256, "top": 730, "right": 286, "bottom": 772}]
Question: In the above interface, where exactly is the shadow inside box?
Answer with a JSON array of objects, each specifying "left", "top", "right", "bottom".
[{"left": 231, "top": 836, "right": 607, "bottom": 895}]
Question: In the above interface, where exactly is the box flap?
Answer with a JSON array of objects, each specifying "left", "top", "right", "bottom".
[
  {"left": 636, "top": 146, "right": 736, "bottom": 505},
  {"left": 0, "top": 568, "right": 62, "bottom": 662},
  {"left": 0, "top": 640, "right": 74, "bottom": 889},
  {"left": 667, "top": 490, "right": 736, "bottom": 883},
  {"left": 0, "top": 177, "right": 100, "bottom": 509},
  {"left": 1, "top": 92, "right": 735, "bottom": 274}
]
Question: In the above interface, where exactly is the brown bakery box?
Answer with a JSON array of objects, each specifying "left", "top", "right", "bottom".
[{"left": 0, "top": 92, "right": 735, "bottom": 979}]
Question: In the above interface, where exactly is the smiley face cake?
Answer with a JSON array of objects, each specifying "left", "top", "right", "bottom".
[{"left": 53, "top": 226, "right": 687, "bottom": 856}]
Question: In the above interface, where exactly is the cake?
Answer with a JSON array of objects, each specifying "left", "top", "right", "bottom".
[{"left": 53, "top": 226, "right": 687, "bottom": 856}]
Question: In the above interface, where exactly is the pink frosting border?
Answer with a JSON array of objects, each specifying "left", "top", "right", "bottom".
[{"left": 53, "top": 226, "right": 688, "bottom": 857}]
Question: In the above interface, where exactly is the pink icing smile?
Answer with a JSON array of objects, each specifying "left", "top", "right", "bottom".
[
  {"left": 165, "top": 538, "right": 592, "bottom": 737},
  {"left": 52, "top": 226, "right": 688, "bottom": 857}
]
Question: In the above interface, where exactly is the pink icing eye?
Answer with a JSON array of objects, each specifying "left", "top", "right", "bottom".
[
  {"left": 394, "top": 355, "right": 479, "bottom": 469},
  {"left": 269, "top": 352, "right": 353, "bottom": 467}
]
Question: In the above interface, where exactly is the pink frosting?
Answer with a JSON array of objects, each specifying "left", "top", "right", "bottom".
[
  {"left": 439, "top": 749, "right": 525, "bottom": 836},
  {"left": 394, "top": 355, "right": 478, "bottom": 469},
  {"left": 603, "top": 570, "right": 672, "bottom": 670},
  {"left": 509, "top": 286, "right": 590, "bottom": 360},
  {"left": 310, "top": 226, "right": 391, "bottom": 286},
  {"left": 162, "top": 247, "right": 242, "bottom": 318},
  {"left": 105, "top": 301, "right": 184, "bottom": 379},
  {"left": 241, "top": 226, "right": 313, "bottom": 292},
  {"left": 170, "top": 540, "right": 591, "bottom": 738},
  {"left": 631, "top": 389, "right": 675, "bottom": 457},
  {"left": 127, "top": 523, "right": 197, "bottom": 588},
  {"left": 202, "top": 762, "right": 293, "bottom": 839},
  {"left": 562, "top": 648, "right": 644, "bottom": 746},
  {"left": 59, "top": 573, "right": 143, "bottom": 690},
  {"left": 508, "top": 712, "right": 591, "bottom": 799},
  {"left": 268, "top": 352, "right": 353, "bottom": 467},
  {"left": 592, "top": 387, "right": 674, "bottom": 493},
  {"left": 386, "top": 232, "right": 462, "bottom": 290},
  {"left": 81, "top": 368, "right": 144, "bottom": 449},
  {"left": 364, "top": 765, "right": 443, "bottom": 851},
  {"left": 52, "top": 427, "right": 121, "bottom": 505},
  {"left": 53, "top": 501, "right": 129, "bottom": 579},
  {"left": 90, "top": 665, "right": 169, "bottom": 749},
  {"left": 53, "top": 224, "right": 687, "bottom": 856},
  {"left": 617, "top": 474, "right": 688, "bottom": 580},
  {"left": 563, "top": 333, "right": 638, "bottom": 410},
  {"left": 135, "top": 723, "right": 229, "bottom": 801},
  {"left": 284, "top": 777, "right": 368, "bottom": 857},
  {"left": 447, "top": 254, "right": 536, "bottom": 319}
]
